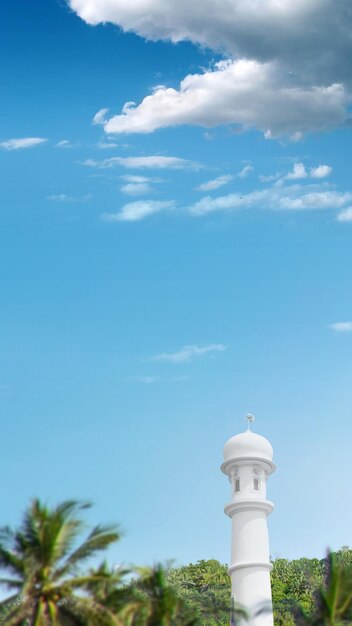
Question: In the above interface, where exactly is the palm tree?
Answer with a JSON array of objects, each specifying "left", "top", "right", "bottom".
[
  {"left": 84, "top": 562, "right": 137, "bottom": 623},
  {"left": 0, "top": 499, "right": 123, "bottom": 626}
]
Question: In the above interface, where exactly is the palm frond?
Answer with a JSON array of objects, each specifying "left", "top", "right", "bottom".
[{"left": 57, "top": 526, "right": 120, "bottom": 576}]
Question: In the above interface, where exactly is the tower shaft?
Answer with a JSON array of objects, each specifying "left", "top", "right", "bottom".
[
  {"left": 226, "top": 496, "right": 274, "bottom": 625},
  {"left": 221, "top": 427, "right": 276, "bottom": 626}
]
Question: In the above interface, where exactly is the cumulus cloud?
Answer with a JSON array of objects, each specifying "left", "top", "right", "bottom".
[
  {"left": 271, "top": 163, "right": 333, "bottom": 185},
  {"left": 329, "top": 321, "right": 352, "bottom": 332},
  {"left": 336, "top": 207, "right": 352, "bottom": 222},
  {"left": 189, "top": 186, "right": 352, "bottom": 216},
  {"left": 102, "top": 199, "right": 175, "bottom": 222},
  {"left": 0, "top": 137, "right": 47, "bottom": 150},
  {"left": 197, "top": 174, "right": 233, "bottom": 192},
  {"left": 310, "top": 164, "right": 333, "bottom": 179},
  {"left": 99, "top": 60, "right": 346, "bottom": 138},
  {"left": 150, "top": 343, "right": 226, "bottom": 363},
  {"left": 285, "top": 163, "right": 308, "bottom": 180},
  {"left": 83, "top": 155, "right": 199, "bottom": 169},
  {"left": 68, "top": 0, "right": 352, "bottom": 86},
  {"left": 69, "top": 0, "right": 352, "bottom": 136}
]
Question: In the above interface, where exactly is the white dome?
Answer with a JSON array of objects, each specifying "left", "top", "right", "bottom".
[{"left": 222, "top": 430, "right": 275, "bottom": 474}]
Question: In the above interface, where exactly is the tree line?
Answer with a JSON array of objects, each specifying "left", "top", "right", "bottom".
[{"left": 0, "top": 500, "right": 351, "bottom": 625}]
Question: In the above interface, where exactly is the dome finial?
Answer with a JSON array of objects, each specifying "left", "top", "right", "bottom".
[{"left": 246, "top": 413, "right": 255, "bottom": 431}]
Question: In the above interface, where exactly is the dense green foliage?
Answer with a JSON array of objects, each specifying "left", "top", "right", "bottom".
[
  {"left": 166, "top": 560, "right": 231, "bottom": 626},
  {"left": 166, "top": 549, "right": 352, "bottom": 626},
  {"left": 0, "top": 499, "right": 351, "bottom": 625}
]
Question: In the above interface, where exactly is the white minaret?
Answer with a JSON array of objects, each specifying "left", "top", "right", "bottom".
[{"left": 221, "top": 415, "right": 276, "bottom": 626}]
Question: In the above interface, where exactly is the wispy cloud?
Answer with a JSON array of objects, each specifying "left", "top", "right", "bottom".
[
  {"left": 121, "top": 175, "right": 153, "bottom": 183},
  {"left": 0, "top": 137, "right": 47, "bottom": 151},
  {"left": 197, "top": 166, "right": 253, "bottom": 191},
  {"left": 102, "top": 199, "right": 175, "bottom": 222},
  {"left": 329, "top": 321, "right": 352, "bottom": 332},
  {"left": 93, "top": 108, "right": 109, "bottom": 125},
  {"left": 126, "top": 376, "right": 160, "bottom": 384},
  {"left": 259, "top": 173, "right": 281, "bottom": 183},
  {"left": 189, "top": 184, "right": 351, "bottom": 216},
  {"left": 47, "top": 193, "right": 92, "bottom": 202},
  {"left": 197, "top": 174, "right": 233, "bottom": 192},
  {"left": 238, "top": 164, "right": 253, "bottom": 178},
  {"left": 120, "top": 182, "right": 153, "bottom": 196},
  {"left": 150, "top": 343, "right": 226, "bottom": 363},
  {"left": 97, "top": 141, "right": 119, "bottom": 149},
  {"left": 83, "top": 155, "right": 200, "bottom": 170},
  {"left": 336, "top": 207, "right": 352, "bottom": 222},
  {"left": 55, "top": 139, "right": 73, "bottom": 148},
  {"left": 123, "top": 375, "right": 190, "bottom": 384}
]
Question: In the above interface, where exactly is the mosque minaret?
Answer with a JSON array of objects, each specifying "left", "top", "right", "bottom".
[{"left": 221, "top": 415, "right": 276, "bottom": 626}]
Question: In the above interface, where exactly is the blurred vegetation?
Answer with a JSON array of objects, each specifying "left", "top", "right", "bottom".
[{"left": 0, "top": 500, "right": 351, "bottom": 625}]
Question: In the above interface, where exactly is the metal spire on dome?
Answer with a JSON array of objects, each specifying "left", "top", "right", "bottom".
[{"left": 246, "top": 413, "right": 255, "bottom": 431}]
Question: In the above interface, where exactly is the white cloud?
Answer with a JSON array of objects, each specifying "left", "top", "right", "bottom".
[
  {"left": 150, "top": 343, "right": 226, "bottom": 363},
  {"left": 285, "top": 163, "right": 308, "bottom": 180},
  {"left": 0, "top": 137, "right": 47, "bottom": 151},
  {"left": 238, "top": 165, "right": 253, "bottom": 178},
  {"left": 329, "top": 322, "right": 352, "bottom": 332},
  {"left": 267, "top": 163, "right": 333, "bottom": 186},
  {"left": 336, "top": 207, "right": 352, "bottom": 222},
  {"left": 83, "top": 155, "right": 199, "bottom": 170},
  {"left": 124, "top": 375, "right": 189, "bottom": 383},
  {"left": 197, "top": 167, "right": 252, "bottom": 191},
  {"left": 93, "top": 108, "right": 109, "bottom": 125},
  {"left": 55, "top": 139, "right": 73, "bottom": 148},
  {"left": 102, "top": 199, "right": 175, "bottom": 222},
  {"left": 120, "top": 182, "right": 153, "bottom": 195},
  {"left": 67, "top": 0, "right": 352, "bottom": 89},
  {"left": 259, "top": 173, "right": 281, "bottom": 183},
  {"left": 99, "top": 60, "right": 346, "bottom": 138},
  {"left": 278, "top": 191, "right": 349, "bottom": 210},
  {"left": 70, "top": 0, "right": 352, "bottom": 136},
  {"left": 121, "top": 175, "right": 153, "bottom": 183},
  {"left": 197, "top": 174, "right": 233, "bottom": 192},
  {"left": 97, "top": 141, "right": 119, "bottom": 149},
  {"left": 189, "top": 185, "right": 352, "bottom": 216},
  {"left": 47, "top": 193, "right": 91, "bottom": 202},
  {"left": 310, "top": 164, "right": 333, "bottom": 179}
]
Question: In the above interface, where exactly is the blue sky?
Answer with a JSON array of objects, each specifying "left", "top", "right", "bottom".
[{"left": 1, "top": 0, "right": 352, "bottom": 570}]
